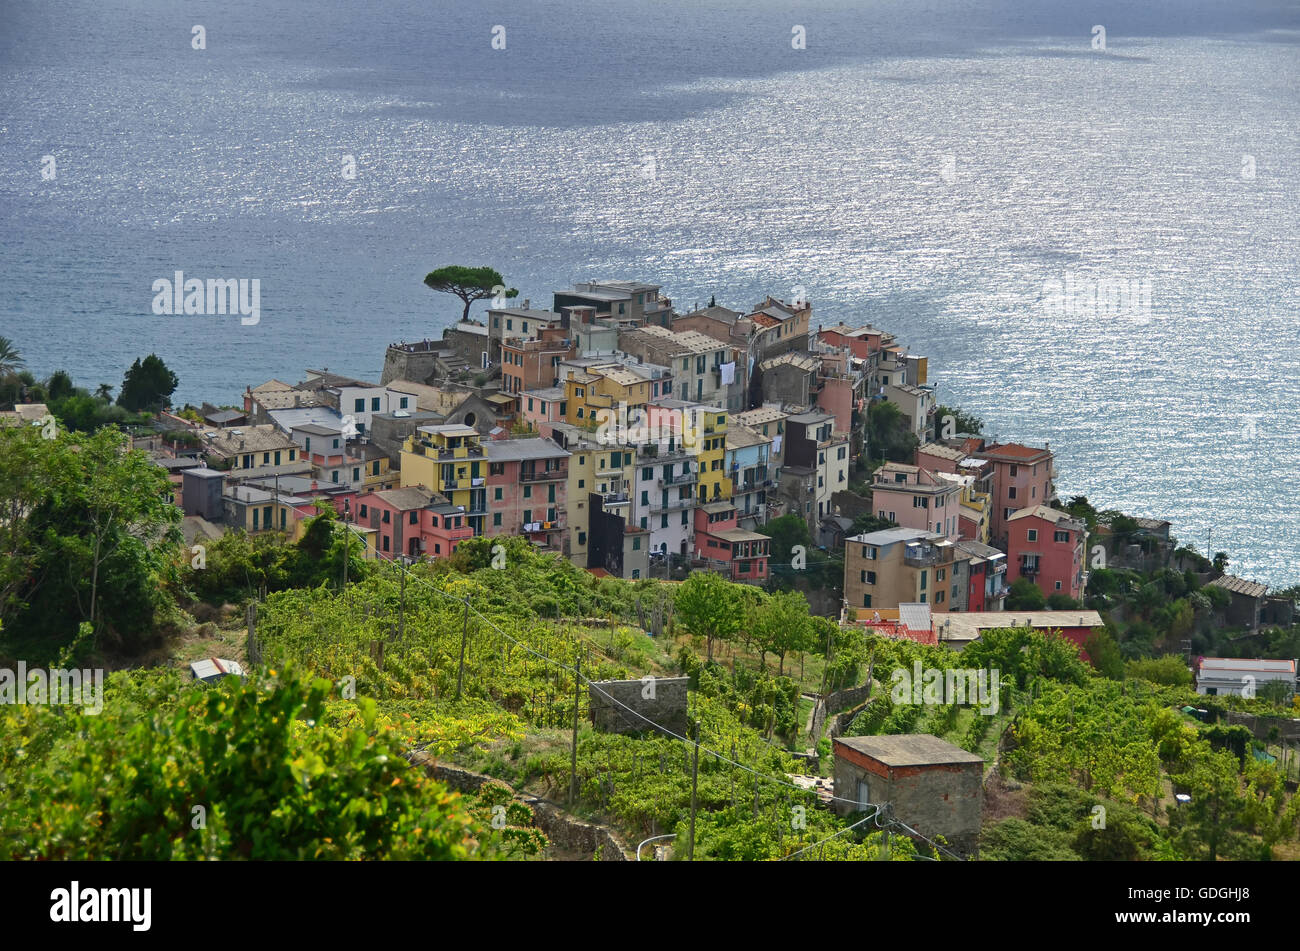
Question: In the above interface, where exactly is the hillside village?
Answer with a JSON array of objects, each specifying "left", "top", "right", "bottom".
[{"left": 119, "top": 277, "right": 1291, "bottom": 652}]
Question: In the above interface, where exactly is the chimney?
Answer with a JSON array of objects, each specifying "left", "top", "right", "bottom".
[
  {"left": 294, "top": 394, "right": 301, "bottom": 407},
  {"left": 243, "top": 386, "right": 253, "bottom": 413},
  {"left": 239, "top": 439, "right": 245, "bottom": 450},
  {"left": 523, "top": 299, "right": 530, "bottom": 310},
  {"left": 311, "top": 480, "right": 318, "bottom": 491}
]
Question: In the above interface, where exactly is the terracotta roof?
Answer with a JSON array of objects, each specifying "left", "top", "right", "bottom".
[{"left": 978, "top": 443, "right": 1051, "bottom": 462}]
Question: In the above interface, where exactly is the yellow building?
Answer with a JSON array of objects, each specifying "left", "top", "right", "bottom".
[
  {"left": 564, "top": 364, "right": 653, "bottom": 428},
  {"left": 400, "top": 424, "right": 488, "bottom": 535},
  {"left": 685, "top": 406, "right": 729, "bottom": 503}
]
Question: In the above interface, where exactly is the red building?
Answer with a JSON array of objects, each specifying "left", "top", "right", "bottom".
[
  {"left": 693, "top": 501, "right": 770, "bottom": 583},
  {"left": 1005, "top": 505, "right": 1086, "bottom": 601},
  {"left": 973, "top": 442, "right": 1055, "bottom": 546}
]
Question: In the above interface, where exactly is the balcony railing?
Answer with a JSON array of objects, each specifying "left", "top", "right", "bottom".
[
  {"left": 650, "top": 496, "right": 693, "bottom": 513},
  {"left": 519, "top": 468, "right": 566, "bottom": 483},
  {"left": 657, "top": 472, "right": 695, "bottom": 488}
]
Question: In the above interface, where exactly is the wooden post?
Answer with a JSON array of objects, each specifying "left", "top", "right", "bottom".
[
  {"left": 569, "top": 654, "right": 581, "bottom": 807},
  {"left": 455, "top": 596, "right": 470, "bottom": 701},
  {"left": 688, "top": 718, "right": 700, "bottom": 861},
  {"left": 397, "top": 564, "right": 407, "bottom": 641}
]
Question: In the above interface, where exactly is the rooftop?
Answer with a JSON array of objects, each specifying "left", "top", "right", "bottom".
[
  {"left": 1207, "top": 575, "right": 1269, "bottom": 599},
  {"left": 936, "top": 610, "right": 1105, "bottom": 643},
  {"left": 976, "top": 442, "right": 1052, "bottom": 463},
  {"left": 485, "top": 437, "right": 571, "bottom": 463},
  {"left": 848, "top": 527, "right": 939, "bottom": 547},
  {"left": 834, "top": 734, "right": 983, "bottom": 768}
]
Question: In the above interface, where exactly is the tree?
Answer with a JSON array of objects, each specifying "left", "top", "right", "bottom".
[
  {"left": 44, "top": 370, "right": 74, "bottom": 402},
  {"left": 0, "top": 336, "right": 24, "bottom": 379},
  {"left": 0, "top": 426, "right": 181, "bottom": 655},
  {"left": 1212, "top": 552, "right": 1229, "bottom": 575},
  {"left": 94, "top": 383, "right": 113, "bottom": 401},
  {"left": 866, "top": 399, "right": 919, "bottom": 463},
  {"left": 1005, "top": 577, "right": 1047, "bottom": 611},
  {"left": 674, "top": 571, "right": 741, "bottom": 663},
  {"left": 117, "top": 354, "right": 178, "bottom": 413},
  {"left": 423, "top": 266, "right": 517, "bottom": 322},
  {"left": 749, "top": 590, "right": 812, "bottom": 675},
  {"left": 850, "top": 513, "right": 896, "bottom": 535},
  {"left": 934, "top": 404, "right": 983, "bottom": 437},
  {"left": 1083, "top": 628, "right": 1124, "bottom": 680},
  {"left": 757, "top": 513, "right": 811, "bottom": 566}
]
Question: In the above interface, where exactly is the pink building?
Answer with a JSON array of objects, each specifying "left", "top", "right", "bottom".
[
  {"left": 362, "top": 486, "right": 473, "bottom": 560},
  {"left": 519, "top": 387, "right": 566, "bottom": 430},
  {"left": 485, "top": 437, "right": 570, "bottom": 551},
  {"left": 693, "top": 501, "right": 770, "bottom": 583},
  {"left": 871, "top": 462, "right": 962, "bottom": 541},
  {"left": 1005, "top": 506, "right": 1086, "bottom": 601},
  {"left": 974, "top": 443, "right": 1055, "bottom": 545}
]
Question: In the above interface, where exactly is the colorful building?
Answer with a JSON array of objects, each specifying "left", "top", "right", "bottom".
[{"left": 1005, "top": 505, "right": 1087, "bottom": 601}]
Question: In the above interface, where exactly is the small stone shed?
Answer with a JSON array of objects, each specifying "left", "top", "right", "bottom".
[{"left": 833, "top": 733, "right": 984, "bottom": 858}]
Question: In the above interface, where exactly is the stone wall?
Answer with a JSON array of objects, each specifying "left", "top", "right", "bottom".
[
  {"left": 381, "top": 342, "right": 445, "bottom": 386},
  {"left": 408, "top": 754, "right": 630, "bottom": 861},
  {"left": 588, "top": 677, "right": 690, "bottom": 736},
  {"left": 809, "top": 680, "right": 874, "bottom": 740}
]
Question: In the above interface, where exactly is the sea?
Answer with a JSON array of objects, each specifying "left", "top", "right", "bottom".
[{"left": 1, "top": 0, "right": 1297, "bottom": 583}]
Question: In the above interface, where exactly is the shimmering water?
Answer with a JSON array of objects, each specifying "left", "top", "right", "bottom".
[{"left": 1, "top": 0, "right": 1297, "bottom": 581}]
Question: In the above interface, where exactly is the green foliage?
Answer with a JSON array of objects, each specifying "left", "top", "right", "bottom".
[
  {"left": 1083, "top": 628, "right": 1124, "bottom": 680},
  {"left": 674, "top": 570, "right": 742, "bottom": 662},
  {"left": 1125, "top": 655, "right": 1193, "bottom": 687},
  {"left": 0, "top": 668, "right": 494, "bottom": 859},
  {"left": 934, "top": 404, "right": 983, "bottom": 436},
  {"left": 117, "top": 354, "right": 178, "bottom": 413},
  {"left": 0, "top": 425, "right": 181, "bottom": 658},
  {"left": 1005, "top": 577, "right": 1047, "bottom": 610},
  {"left": 866, "top": 400, "right": 918, "bottom": 463}
]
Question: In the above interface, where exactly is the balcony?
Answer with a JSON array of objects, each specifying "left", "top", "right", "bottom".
[
  {"left": 657, "top": 472, "right": 695, "bottom": 488},
  {"left": 603, "top": 493, "right": 630, "bottom": 506},
  {"left": 520, "top": 468, "right": 566, "bottom": 483},
  {"left": 903, "top": 545, "right": 942, "bottom": 568},
  {"left": 650, "top": 495, "right": 694, "bottom": 513},
  {"left": 1019, "top": 559, "right": 1039, "bottom": 577},
  {"left": 523, "top": 520, "right": 564, "bottom": 534}
]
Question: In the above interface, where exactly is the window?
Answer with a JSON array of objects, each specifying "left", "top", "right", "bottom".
[
  {"left": 936, "top": 590, "right": 945, "bottom": 604},
  {"left": 920, "top": 571, "right": 927, "bottom": 590},
  {"left": 523, "top": 485, "right": 532, "bottom": 499},
  {"left": 331, "top": 471, "right": 339, "bottom": 483},
  {"left": 631, "top": 568, "right": 640, "bottom": 579},
  {"left": 382, "top": 510, "right": 390, "bottom": 523},
  {"left": 1054, "top": 530, "right": 1069, "bottom": 543},
  {"left": 304, "top": 437, "right": 311, "bottom": 452},
  {"left": 382, "top": 535, "right": 389, "bottom": 552},
  {"left": 372, "top": 461, "right": 380, "bottom": 475},
  {"left": 681, "top": 511, "right": 688, "bottom": 525},
  {"left": 1009, "top": 464, "right": 1018, "bottom": 477},
  {"left": 371, "top": 397, "right": 381, "bottom": 411},
  {"left": 863, "top": 594, "right": 872, "bottom": 608},
  {"left": 409, "top": 511, "right": 418, "bottom": 525},
  {"left": 274, "top": 450, "right": 281, "bottom": 465},
  {"left": 1008, "top": 486, "right": 1017, "bottom": 500},
  {"left": 399, "top": 397, "right": 409, "bottom": 409},
  {"left": 1055, "top": 581, "right": 1063, "bottom": 590},
  {"left": 936, "top": 568, "right": 946, "bottom": 581},
  {"left": 1027, "top": 529, "right": 1038, "bottom": 542},
  {"left": 578, "top": 531, "right": 587, "bottom": 545},
  {"left": 353, "top": 468, "right": 360, "bottom": 482},
  {"left": 359, "top": 504, "right": 368, "bottom": 518},
  {"left": 578, "top": 479, "right": 585, "bottom": 489},
  {"left": 493, "top": 513, "right": 502, "bottom": 526},
  {"left": 661, "top": 514, "right": 668, "bottom": 528},
  {"left": 643, "top": 467, "right": 653, "bottom": 480},
  {"left": 632, "top": 537, "right": 641, "bottom": 550},
  {"left": 861, "top": 570, "right": 876, "bottom": 585},
  {"left": 494, "top": 487, "right": 503, "bottom": 501},
  {"left": 354, "top": 398, "right": 365, "bottom": 412},
  {"left": 332, "top": 438, "right": 340, "bottom": 449}
]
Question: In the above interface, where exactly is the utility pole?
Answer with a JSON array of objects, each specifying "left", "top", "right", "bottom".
[
  {"left": 455, "top": 595, "right": 470, "bottom": 700},
  {"left": 688, "top": 717, "right": 701, "bottom": 861},
  {"left": 569, "top": 652, "right": 581, "bottom": 807}
]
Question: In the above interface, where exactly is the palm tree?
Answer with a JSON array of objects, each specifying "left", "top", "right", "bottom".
[
  {"left": 95, "top": 383, "right": 113, "bottom": 401},
  {"left": 0, "top": 336, "right": 24, "bottom": 379}
]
